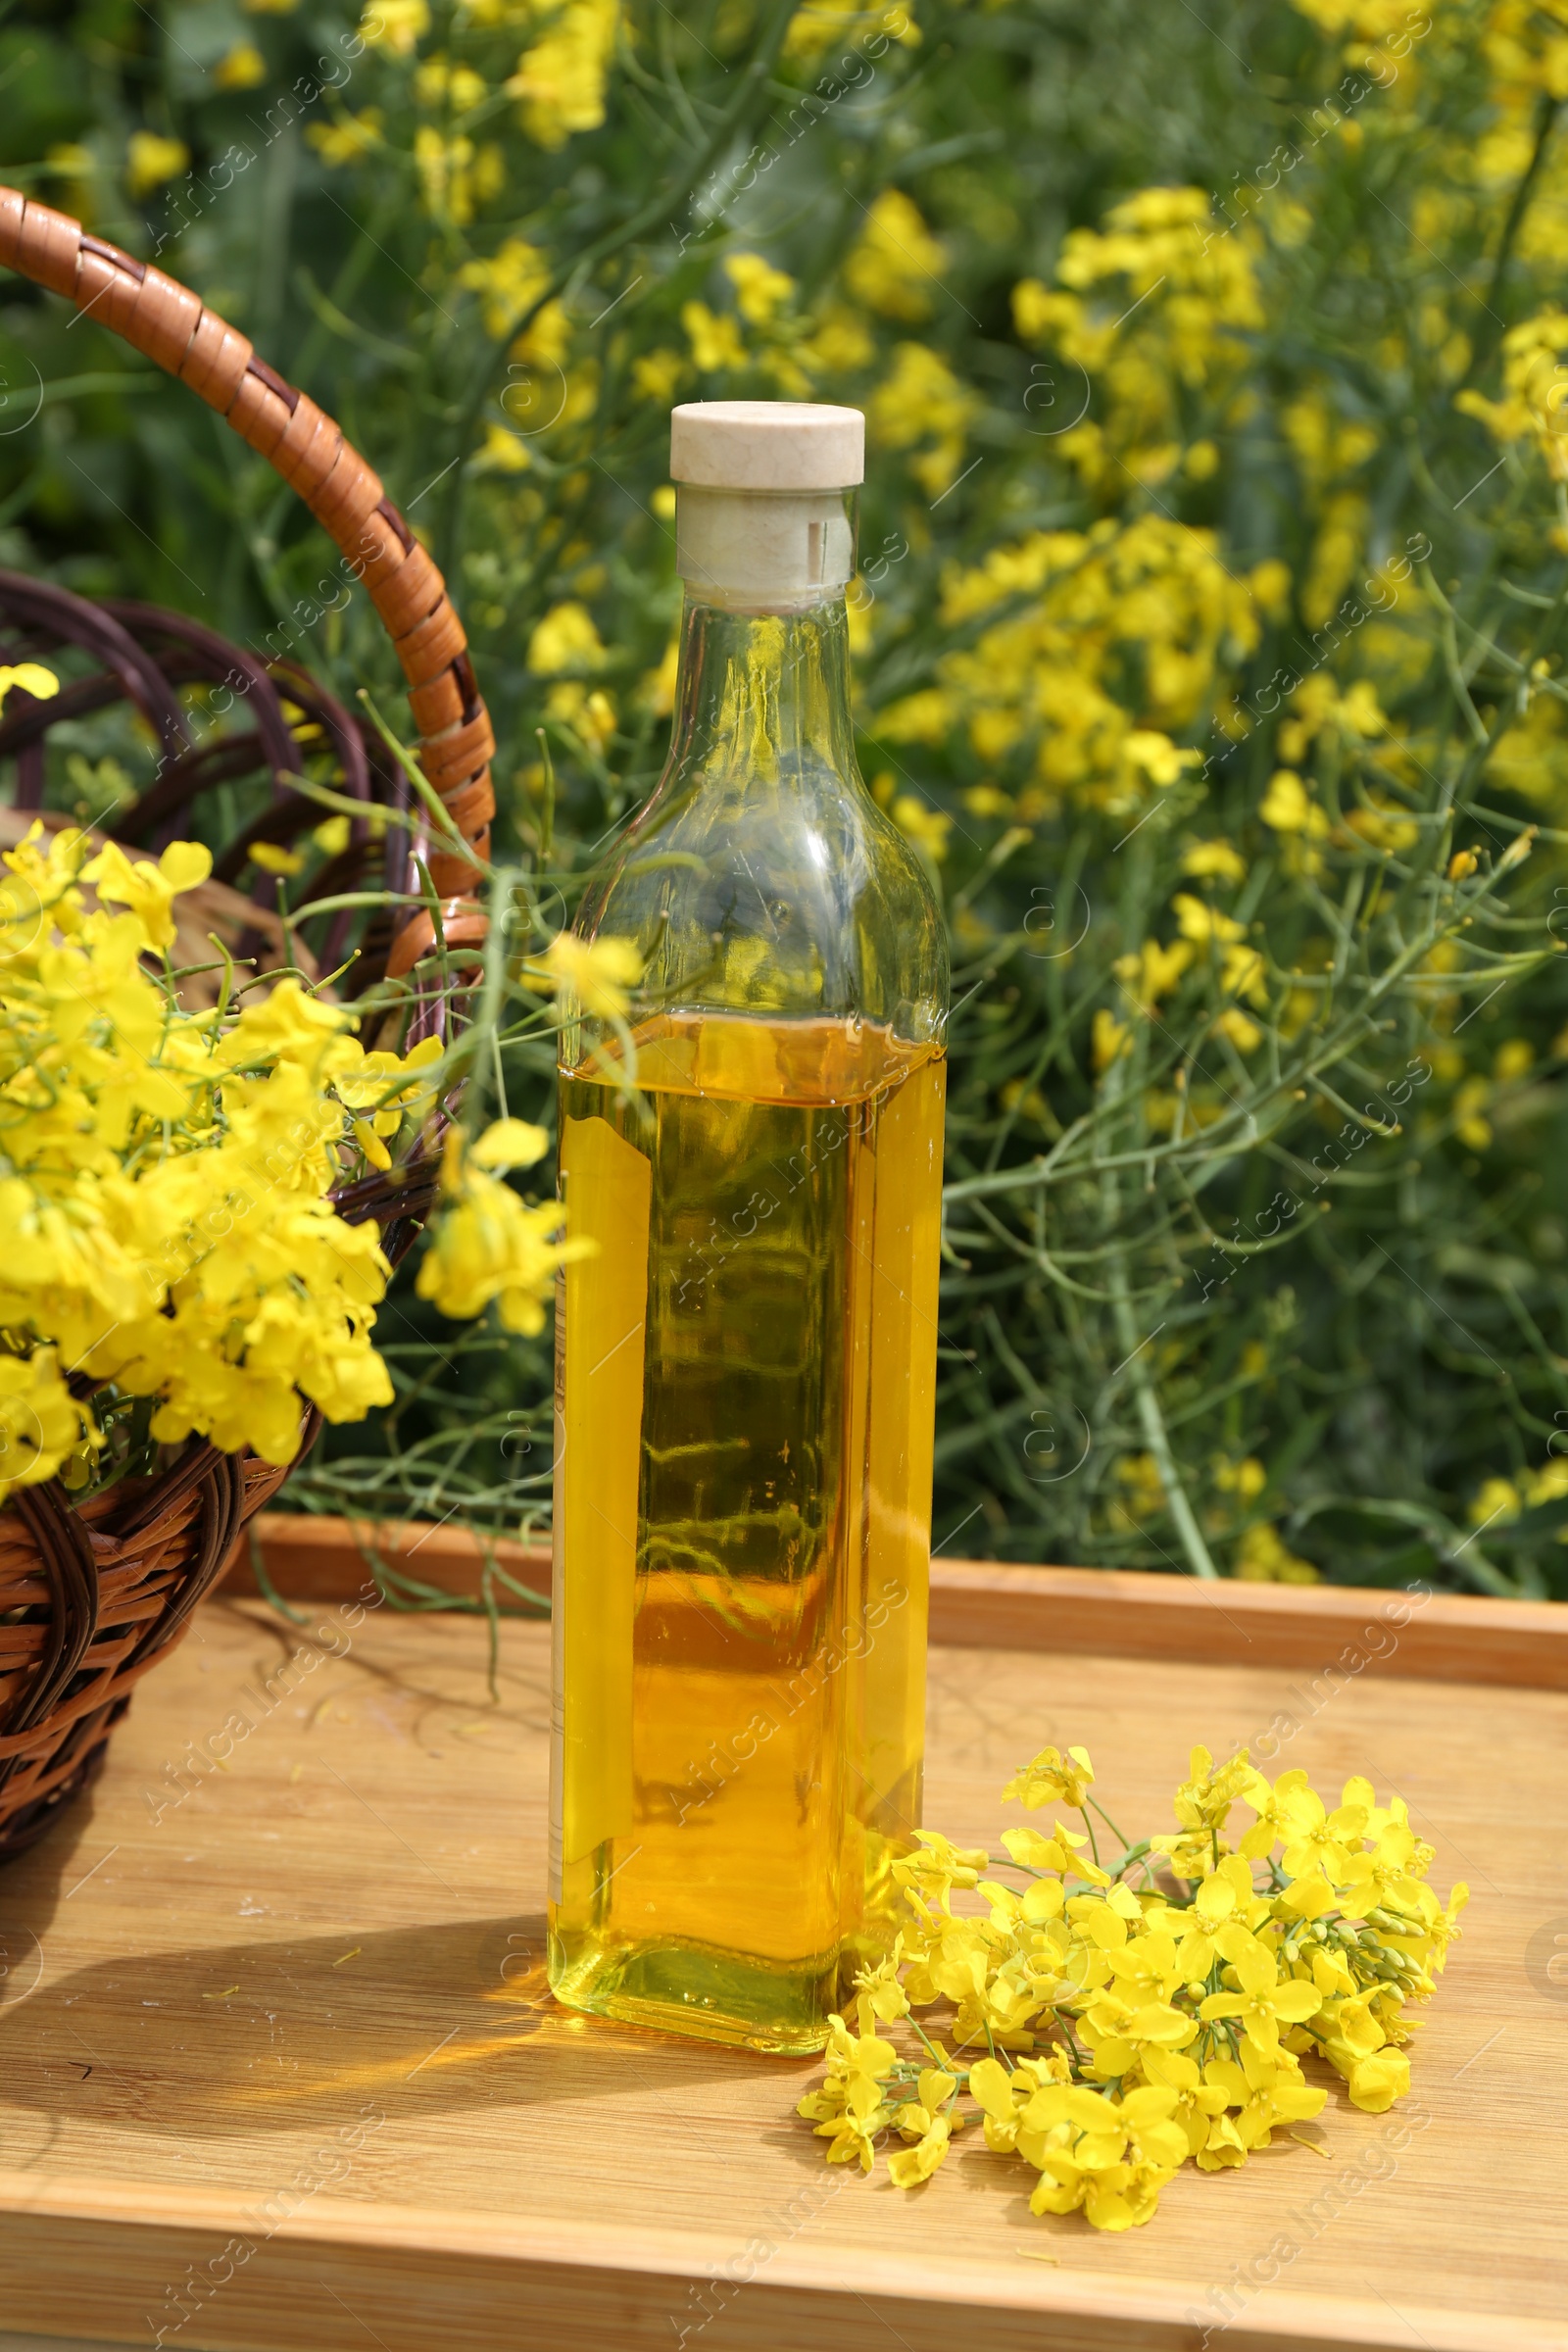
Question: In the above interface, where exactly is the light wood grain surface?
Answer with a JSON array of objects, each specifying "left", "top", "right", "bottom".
[{"left": 0, "top": 1578, "right": 1562, "bottom": 2352}]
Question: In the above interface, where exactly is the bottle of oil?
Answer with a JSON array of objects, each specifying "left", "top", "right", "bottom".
[{"left": 548, "top": 401, "right": 948, "bottom": 2055}]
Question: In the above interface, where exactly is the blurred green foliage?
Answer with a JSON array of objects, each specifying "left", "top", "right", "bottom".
[{"left": 2, "top": 0, "right": 1567, "bottom": 1593}]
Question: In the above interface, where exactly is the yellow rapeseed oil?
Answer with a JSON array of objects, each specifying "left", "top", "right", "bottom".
[{"left": 550, "top": 1014, "right": 944, "bottom": 2051}]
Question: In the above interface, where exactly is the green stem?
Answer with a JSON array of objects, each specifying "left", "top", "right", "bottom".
[
  {"left": 1106, "top": 1238, "right": 1221, "bottom": 1578},
  {"left": 908, "top": 2017, "right": 951, "bottom": 2070},
  {"left": 465, "top": 867, "right": 517, "bottom": 1135},
  {"left": 357, "top": 690, "right": 489, "bottom": 875},
  {"left": 1086, "top": 1795, "right": 1135, "bottom": 1853},
  {"left": 1477, "top": 91, "right": 1559, "bottom": 358},
  {"left": 1102, "top": 1836, "right": 1155, "bottom": 1886}
]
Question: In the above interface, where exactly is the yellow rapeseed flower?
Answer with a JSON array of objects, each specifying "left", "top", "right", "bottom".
[
  {"left": 632, "top": 348, "right": 687, "bottom": 405},
  {"left": 459, "top": 237, "right": 552, "bottom": 337},
  {"left": 844, "top": 190, "right": 945, "bottom": 322},
  {"left": 415, "top": 52, "right": 488, "bottom": 110},
  {"left": 83, "top": 839, "right": 212, "bottom": 952},
  {"left": 214, "top": 43, "right": 268, "bottom": 89},
  {"left": 1182, "top": 839, "right": 1247, "bottom": 882},
  {"left": 867, "top": 342, "right": 979, "bottom": 495},
  {"left": 0, "top": 663, "right": 59, "bottom": 716},
  {"left": 506, "top": 0, "right": 617, "bottom": 149},
  {"left": 1114, "top": 937, "right": 1192, "bottom": 1008},
  {"left": 360, "top": 0, "right": 428, "bottom": 54},
  {"left": 0, "top": 1348, "right": 94, "bottom": 1495},
  {"left": 1172, "top": 892, "right": 1246, "bottom": 948},
  {"left": 1004, "top": 1742, "right": 1095, "bottom": 1811},
  {"left": 1211, "top": 1006, "right": 1259, "bottom": 1051},
  {"left": 891, "top": 794, "right": 952, "bottom": 862},
  {"left": 724, "top": 252, "right": 795, "bottom": 325},
  {"left": 538, "top": 931, "right": 643, "bottom": 1019},
  {"left": 785, "top": 0, "right": 919, "bottom": 57},
  {"left": 1259, "top": 767, "right": 1328, "bottom": 836},
  {"left": 416, "top": 1127, "right": 580, "bottom": 1334},
  {"left": 250, "top": 841, "right": 307, "bottom": 878},
  {"left": 1236, "top": 1522, "right": 1320, "bottom": 1582},
  {"left": 475, "top": 421, "right": 532, "bottom": 473},
  {"left": 469, "top": 1117, "right": 550, "bottom": 1171},
  {"left": 527, "top": 600, "right": 605, "bottom": 674},
  {"left": 1456, "top": 308, "right": 1568, "bottom": 479},
  {"left": 1091, "top": 1006, "right": 1130, "bottom": 1071},
  {"left": 682, "top": 300, "right": 745, "bottom": 374},
  {"left": 308, "top": 111, "right": 385, "bottom": 167},
  {"left": 126, "top": 132, "right": 189, "bottom": 197}
]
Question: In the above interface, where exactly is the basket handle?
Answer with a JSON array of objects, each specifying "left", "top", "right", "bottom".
[{"left": 0, "top": 187, "right": 488, "bottom": 977}]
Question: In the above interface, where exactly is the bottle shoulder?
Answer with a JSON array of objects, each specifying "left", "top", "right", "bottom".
[{"left": 574, "top": 760, "right": 948, "bottom": 1031}]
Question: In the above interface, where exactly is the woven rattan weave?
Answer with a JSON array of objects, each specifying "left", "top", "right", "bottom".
[{"left": 0, "top": 187, "right": 488, "bottom": 1857}]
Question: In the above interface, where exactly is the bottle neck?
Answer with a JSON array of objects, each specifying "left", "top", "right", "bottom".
[{"left": 667, "top": 588, "right": 856, "bottom": 796}]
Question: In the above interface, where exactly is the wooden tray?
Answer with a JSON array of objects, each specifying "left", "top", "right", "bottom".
[{"left": 0, "top": 1520, "right": 1563, "bottom": 2352}]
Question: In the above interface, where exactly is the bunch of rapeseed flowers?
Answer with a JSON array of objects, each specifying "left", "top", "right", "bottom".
[
  {"left": 0, "top": 815, "right": 419, "bottom": 1492},
  {"left": 798, "top": 1741, "right": 1466, "bottom": 2230},
  {"left": 0, "top": 757, "right": 581, "bottom": 1498}
]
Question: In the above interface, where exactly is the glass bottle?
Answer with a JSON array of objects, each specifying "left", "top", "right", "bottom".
[{"left": 548, "top": 402, "right": 948, "bottom": 2055}]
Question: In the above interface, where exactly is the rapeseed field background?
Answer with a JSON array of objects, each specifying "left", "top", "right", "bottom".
[{"left": 2, "top": 0, "right": 1566, "bottom": 1593}]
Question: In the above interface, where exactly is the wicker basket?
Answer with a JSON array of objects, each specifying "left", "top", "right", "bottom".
[{"left": 0, "top": 188, "right": 495, "bottom": 1859}]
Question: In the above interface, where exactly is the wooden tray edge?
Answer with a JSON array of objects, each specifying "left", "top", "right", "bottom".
[
  {"left": 0, "top": 2174, "right": 1555, "bottom": 2352},
  {"left": 228, "top": 1517, "right": 1568, "bottom": 1690},
  {"left": 927, "top": 1558, "right": 1568, "bottom": 1690}
]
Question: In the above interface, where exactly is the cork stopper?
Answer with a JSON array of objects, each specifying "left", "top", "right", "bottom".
[{"left": 670, "top": 401, "right": 864, "bottom": 491}]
